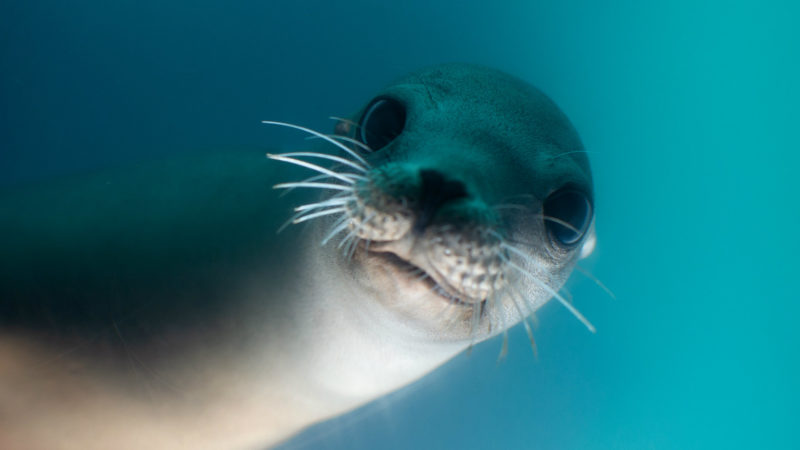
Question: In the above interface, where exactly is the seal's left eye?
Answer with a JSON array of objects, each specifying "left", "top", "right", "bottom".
[
  {"left": 358, "top": 97, "right": 406, "bottom": 151},
  {"left": 543, "top": 189, "right": 592, "bottom": 247}
]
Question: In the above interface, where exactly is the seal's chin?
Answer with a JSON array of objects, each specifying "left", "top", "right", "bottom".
[{"left": 360, "top": 243, "right": 482, "bottom": 307}]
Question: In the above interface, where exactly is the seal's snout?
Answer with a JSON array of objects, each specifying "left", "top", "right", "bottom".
[{"left": 416, "top": 169, "right": 468, "bottom": 232}]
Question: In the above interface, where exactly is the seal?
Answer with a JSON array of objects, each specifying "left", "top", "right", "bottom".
[{"left": 0, "top": 63, "right": 595, "bottom": 449}]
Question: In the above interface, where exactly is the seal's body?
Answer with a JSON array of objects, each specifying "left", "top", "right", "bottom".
[{"left": 0, "top": 64, "right": 595, "bottom": 449}]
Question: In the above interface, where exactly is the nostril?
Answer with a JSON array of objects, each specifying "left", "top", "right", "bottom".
[
  {"left": 419, "top": 169, "right": 468, "bottom": 204},
  {"left": 416, "top": 169, "right": 469, "bottom": 232}
]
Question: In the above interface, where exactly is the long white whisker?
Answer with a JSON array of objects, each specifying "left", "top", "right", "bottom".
[
  {"left": 338, "top": 229, "right": 357, "bottom": 249},
  {"left": 279, "top": 173, "right": 329, "bottom": 197},
  {"left": 342, "top": 212, "right": 375, "bottom": 259},
  {"left": 342, "top": 232, "right": 358, "bottom": 259},
  {"left": 305, "top": 135, "right": 374, "bottom": 154},
  {"left": 574, "top": 265, "right": 617, "bottom": 300},
  {"left": 507, "top": 283, "right": 537, "bottom": 318},
  {"left": 327, "top": 135, "right": 372, "bottom": 153},
  {"left": 267, "top": 154, "right": 362, "bottom": 184},
  {"left": 501, "top": 246, "right": 595, "bottom": 333},
  {"left": 518, "top": 312, "right": 539, "bottom": 358},
  {"left": 465, "top": 300, "right": 481, "bottom": 352},
  {"left": 271, "top": 151, "right": 367, "bottom": 173},
  {"left": 347, "top": 235, "right": 361, "bottom": 260},
  {"left": 480, "top": 291, "right": 504, "bottom": 357},
  {"left": 330, "top": 116, "right": 359, "bottom": 129},
  {"left": 274, "top": 182, "right": 353, "bottom": 192},
  {"left": 321, "top": 216, "right": 352, "bottom": 246},
  {"left": 486, "top": 229, "right": 505, "bottom": 242},
  {"left": 337, "top": 233, "right": 358, "bottom": 260},
  {"left": 561, "top": 287, "right": 574, "bottom": 304},
  {"left": 277, "top": 209, "right": 305, "bottom": 234},
  {"left": 262, "top": 120, "right": 369, "bottom": 167},
  {"left": 352, "top": 212, "right": 375, "bottom": 248},
  {"left": 293, "top": 207, "right": 347, "bottom": 224},
  {"left": 506, "top": 287, "right": 538, "bottom": 357},
  {"left": 498, "top": 329, "right": 509, "bottom": 361},
  {"left": 541, "top": 215, "right": 581, "bottom": 234},
  {"left": 295, "top": 197, "right": 352, "bottom": 212},
  {"left": 280, "top": 200, "right": 345, "bottom": 233}
]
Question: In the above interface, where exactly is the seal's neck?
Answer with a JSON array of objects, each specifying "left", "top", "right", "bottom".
[{"left": 269, "top": 234, "right": 467, "bottom": 421}]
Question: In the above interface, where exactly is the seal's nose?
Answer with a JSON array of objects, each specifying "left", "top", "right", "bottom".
[{"left": 415, "top": 169, "right": 469, "bottom": 232}]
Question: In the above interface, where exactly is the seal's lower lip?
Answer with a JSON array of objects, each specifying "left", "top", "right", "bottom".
[{"left": 364, "top": 248, "right": 474, "bottom": 306}]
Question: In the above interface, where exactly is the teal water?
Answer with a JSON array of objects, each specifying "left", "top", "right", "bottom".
[{"left": 1, "top": 1, "right": 797, "bottom": 448}]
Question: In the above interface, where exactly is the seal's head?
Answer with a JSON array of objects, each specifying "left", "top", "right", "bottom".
[{"left": 268, "top": 63, "right": 595, "bottom": 346}]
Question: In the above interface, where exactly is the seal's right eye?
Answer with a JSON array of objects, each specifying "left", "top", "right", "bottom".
[
  {"left": 543, "top": 189, "right": 592, "bottom": 247},
  {"left": 358, "top": 97, "right": 406, "bottom": 152}
]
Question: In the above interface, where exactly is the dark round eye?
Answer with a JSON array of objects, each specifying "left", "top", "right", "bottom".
[
  {"left": 542, "top": 189, "right": 592, "bottom": 247},
  {"left": 358, "top": 97, "right": 406, "bottom": 151}
]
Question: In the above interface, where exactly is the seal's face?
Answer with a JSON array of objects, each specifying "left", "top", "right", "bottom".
[{"left": 269, "top": 64, "right": 595, "bottom": 344}]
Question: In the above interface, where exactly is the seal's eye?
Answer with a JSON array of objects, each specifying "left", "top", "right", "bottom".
[
  {"left": 358, "top": 97, "right": 406, "bottom": 151},
  {"left": 543, "top": 189, "right": 592, "bottom": 247}
]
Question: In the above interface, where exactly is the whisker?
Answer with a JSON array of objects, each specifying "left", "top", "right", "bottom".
[
  {"left": 338, "top": 228, "right": 357, "bottom": 249},
  {"left": 277, "top": 209, "right": 308, "bottom": 234},
  {"left": 278, "top": 173, "right": 329, "bottom": 197},
  {"left": 345, "top": 212, "right": 375, "bottom": 260},
  {"left": 521, "top": 317, "right": 538, "bottom": 358},
  {"left": 277, "top": 193, "right": 352, "bottom": 234},
  {"left": 501, "top": 245, "right": 596, "bottom": 333},
  {"left": 279, "top": 205, "right": 332, "bottom": 233},
  {"left": 326, "top": 135, "right": 373, "bottom": 153},
  {"left": 293, "top": 207, "right": 347, "bottom": 224},
  {"left": 262, "top": 120, "right": 369, "bottom": 167},
  {"left": 541, "top": 215, "right": 581, "bottom": 234},
  {"left": 486, "top": 229, "right": 518, "bottom": 246},
  {"left": 561, "top": 287, "right": 573, "bottom": 304},
  {"left": 338, "top": 232, "right": 359, "bottom": 260},
  {"left": 295, "top": 197, "right": 352, "bottom": 212},
  {"left": 271, "top": 151, "right": 368, "bottom": 173},
  {"left": 468, "top": 300, "right": 482, "bottom": 351},
  {"left": 328, "top": 116, "right": 390, "bottom": 150},
  {"left": 267, "top": 154, "right": 363, "bottom": 184},
  {"left": 492, "top": 294, "right": 508, "bottom": 362},
  {"left": 507, "top": 287, "right": 538, "bottom": 357},
  {"left": 347, "top": 235, "right": 360, "bottom": 260},
  {"left": 545, "top": 150, "right": 597, "bottom": 161},
  {"left": 273, "top": 182, "right": 353, "bottom": 192},
  {"left": 483, "top": 291, "right": 508, "bottom": 360},
  {"left": 330, "top": 116, "right": 359, "bottom": 129},
  {"left": 321, "top": 215, "right": 352, "bottom": 246},
  {"left": 486, "top": 229, "right": 545, "bottom": 254},
  {"left": 507, "top": 283, "right": 537, "bottom": 318},
  {"left": 305, "top": 135, "right": 374, "bottom": 154},
  {"left": 466, "top": 321, "right": 477, "bottom": 356},
  {"left": 497, "top": 330, "right": 509, "bottom": 361},
  {"left": 574, "top": 265, "right": 617, "bottom": 300}
]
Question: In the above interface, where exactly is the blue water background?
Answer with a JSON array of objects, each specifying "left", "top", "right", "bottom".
[{"left": 1, "top": 1, "right": 797, "bottom": 448}]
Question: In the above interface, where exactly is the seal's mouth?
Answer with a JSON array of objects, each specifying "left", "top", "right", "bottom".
[{"left": 363, "top": 245, "right": 482, "bottom": 307}]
